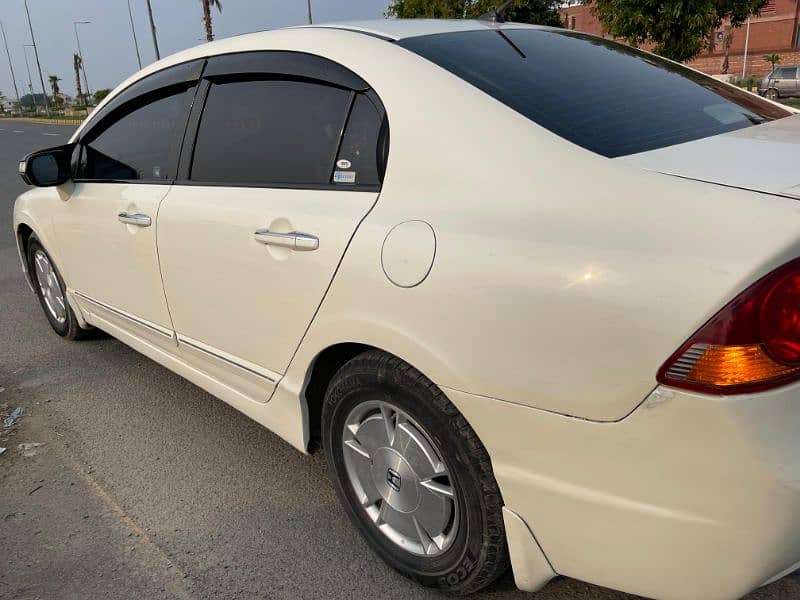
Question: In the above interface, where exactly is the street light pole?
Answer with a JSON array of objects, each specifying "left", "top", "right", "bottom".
[
  {"left": 127, "top": 0, "right": 143, "bottom": 69},
  {"left": 307, "top": 0, "right": 313, "bottom": 24},
  {"left": 145, "top": 0, "right": 161, "bottom": 60},
  {"left": 74, "top": 21, "right": 92, "bottom": 101},
  {"left": 23, "top": 45, "right": 36, "bottom": 112},
  {"left": 742, "top": 16, "right": 752, "bottom": 78},
  {"left": 0, "top": 21, "right": 21, "bottom": 111},
  {"left": 23, "top": 0, "right": 50, "bottom": 116}
]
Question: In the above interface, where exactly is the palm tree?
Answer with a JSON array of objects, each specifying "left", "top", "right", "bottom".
[
  {"left": 48, "top": 74, "right": 61, "bottom": 103},
  {"left": 200, "top": 0, "right": 222, "bottom": 42},
  {"left": 764, "top": 53, "right": 781, "bottom": 99},
  {"left": 73, "top": 54, "right": 84, "bottom": 105},
  {"left": 764, "top": 53, "right": 781, "bottom": 73}
]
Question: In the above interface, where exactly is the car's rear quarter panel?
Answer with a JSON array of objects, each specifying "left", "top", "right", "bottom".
[{"left": 281, "top": 30, "right": 800, "bottom": 422}]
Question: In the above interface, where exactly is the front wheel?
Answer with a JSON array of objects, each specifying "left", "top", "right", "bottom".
[
  {"left": 322, "top": 350, "right": 509, "bottom": 594},
  {"left": 766, "top": 88, "right": 780, "bottom": 100},
  {"left": 27, "top": 236, "right": 91, "bottom": 340}
]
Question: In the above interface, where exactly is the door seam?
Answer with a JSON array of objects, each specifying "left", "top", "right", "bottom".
[
  {"left": 266, "top": 190, "right": 384, "bottom": 401},
  {"left": 153, "top": 187, "right": 179, "bottom": 347}
]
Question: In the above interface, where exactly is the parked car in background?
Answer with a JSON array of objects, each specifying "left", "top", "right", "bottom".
[
  {"left": 760, "top": 65, "right": 800, "bottom": 99},
  {"left": 13, "top": 18, "right": 800, "bottom": 600}
]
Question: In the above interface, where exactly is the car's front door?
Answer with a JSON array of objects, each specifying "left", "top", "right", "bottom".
[
  {"left": 53, "top": 61, "right": 202, "bottom": 349},
  {"left": 157, "top": 52, "right": 388, "bottom": 401}
]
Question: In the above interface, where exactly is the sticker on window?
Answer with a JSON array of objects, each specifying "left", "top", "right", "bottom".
[
  {"left": 333, "top": 170, "right": 356, "bottom": 184},
  {"left": 336, "top": 159, "right": 352, "bottom": 169}
]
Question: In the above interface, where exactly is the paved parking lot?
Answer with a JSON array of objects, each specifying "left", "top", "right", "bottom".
[{"left": 1, "top": 121, "right": 799, "bottom": 599}]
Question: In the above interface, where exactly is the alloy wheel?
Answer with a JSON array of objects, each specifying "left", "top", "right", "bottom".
[
  {"left": 341, "top": 400, "right": 459, "bottom": 557},
  {"left": 33, "top": 249, "right": 66, "bottom": 324}
]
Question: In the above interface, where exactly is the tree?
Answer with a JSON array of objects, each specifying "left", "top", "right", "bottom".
[
  {"left": 590, "top": 0, "right": 768, "bottom": 62},
  {"left": 48, "top": 75, "right": 61, "bottom": 103},
  {"left": 93, "top": 88, "right": 111, "bottom": 103},
  {"left": 720, "top": 25, "right": 734, "bottom": 74},
  {"left": 73, "top": 54, "right": 84, "bottom": 105},
  {"left": 764, "top": 52, "right": 781, "bottom": 72},
  {"left": 387, "top": 0, "right": 563, "bottom": 27},
  {"left": 200, "top": 0, "right": 223, "bottom": 42},
  {"left": 20, "top": 93, "right": 46, "bottom": 108},
  {"left": 764, "top": 53, "right": 781, "bottom": 94}
]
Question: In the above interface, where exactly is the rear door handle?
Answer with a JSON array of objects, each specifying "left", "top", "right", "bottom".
[
  {"left": 254, "top": 229, "right": 319, "bottom": 251},
  {"left": 118, "top": 212, "right": 152, "bottom": 227}
]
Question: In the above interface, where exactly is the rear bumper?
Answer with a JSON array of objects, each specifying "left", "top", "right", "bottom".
[{"left": 445, "top": 383, "right": 800, "bottom": 599}]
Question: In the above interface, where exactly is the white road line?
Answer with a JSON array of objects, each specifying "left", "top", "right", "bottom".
[
  {"left": 12, "top": 130, "right": 24, "bottom": 133},
  {"left": 42, "top": 132, "right": 60, "bottom": 136}
]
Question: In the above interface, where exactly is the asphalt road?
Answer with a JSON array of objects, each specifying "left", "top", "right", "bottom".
[{"left": 1, "top": 121, "right": 799, "bottom": 600}]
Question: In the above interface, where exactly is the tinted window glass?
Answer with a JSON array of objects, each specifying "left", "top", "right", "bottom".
[
  {"left": 775, "top": 67, "right": 798, "bottom": 79},
  {"left": 82, "top": 60, "right": 204, "bottom": 135},
  {"left": 333, "top": 95, "right": 385, "bottom": 186},
  {"left": 81, "top": 86, "right": 193, "bottom": 181},
  {"left": 399, "top": 30, "right": 790, "bottom": 157},
  {"left": 191, "top": 79, "right": 352, "bottom": 185}
]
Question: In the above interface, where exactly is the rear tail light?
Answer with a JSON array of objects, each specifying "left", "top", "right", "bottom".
[{"left": 657, "top": 258, "right": 800, "bottom": 394}]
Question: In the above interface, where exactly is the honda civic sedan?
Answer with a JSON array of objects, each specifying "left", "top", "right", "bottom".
[{"left": 13, "top": 18, "right": 800, "bottom": 600}]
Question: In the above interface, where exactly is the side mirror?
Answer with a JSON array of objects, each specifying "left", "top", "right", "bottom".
[{"left": 19, "top": 143, "right": 75, "bottom": 187}]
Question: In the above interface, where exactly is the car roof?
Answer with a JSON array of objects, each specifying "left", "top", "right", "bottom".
[
  {"left": 74, "top": 18, "right": 554, "bottom": 141},
  {"left": 295, "top": 18, "right": 551, "bottom": 41}
]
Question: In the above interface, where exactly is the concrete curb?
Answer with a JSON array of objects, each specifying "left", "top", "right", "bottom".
[{"left": 0, "top": 117, "right": 84, "bottom": 125}]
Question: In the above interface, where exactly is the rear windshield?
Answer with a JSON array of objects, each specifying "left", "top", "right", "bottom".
[{"left": 398, "top": 29, "right": 791, "bottom": 158}]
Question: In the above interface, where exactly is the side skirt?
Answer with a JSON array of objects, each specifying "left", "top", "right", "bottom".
[{"left": 76, "top": 297, "right": 309, "bottom": 454}]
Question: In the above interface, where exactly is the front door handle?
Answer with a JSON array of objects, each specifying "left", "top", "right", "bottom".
[
  {"left": 118, "top": 212, "right": 152, "bottom": 227},
  {"left": 254, "top": 229, "right": 319, "bottom": 251}
]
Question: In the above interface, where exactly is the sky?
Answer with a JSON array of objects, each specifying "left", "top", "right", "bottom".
[{"left": 0, "top": 0, "right": 390, "bottom": 100}]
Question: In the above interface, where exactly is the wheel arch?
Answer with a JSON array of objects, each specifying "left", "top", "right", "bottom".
[
  {"left": 299, "top": 338, "right": 464, "bottom": 453},
  {"left": 302, "top": 342, "right": 378, "bottom": 451},
  {"left": 15, "top": 221, "right": 37, "bottom": 290},
  {"left": 14, "top": 216, "right": 90, "bottom": 329}
]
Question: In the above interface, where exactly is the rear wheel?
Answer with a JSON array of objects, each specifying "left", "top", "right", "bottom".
[
  {"left": 322, "top": 350, "right": 509, "bottom": 594},
  {"left": 27, "top": 236, "right": 90, "bottom": 340}
]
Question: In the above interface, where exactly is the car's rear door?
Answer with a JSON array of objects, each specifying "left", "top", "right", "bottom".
[
  {"left": 791, "top": 67, "right": 800, "bottom": 96},
  {"left": 53, "top": 60, "right": 203, "bottom": 351},
  {"left": 774, "top": 66, "right": 797, "bottom": 96},
  {"left": 157, "top": 52, "right": 387, "bottom": 401}
]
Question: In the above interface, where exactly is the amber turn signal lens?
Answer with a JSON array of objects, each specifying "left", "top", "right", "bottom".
[
  {"left": 678, "top": 344, "right": 800, "bottom": 388},
  {"left": 658, "top": 258, "right": 800, "bottom": 394}
]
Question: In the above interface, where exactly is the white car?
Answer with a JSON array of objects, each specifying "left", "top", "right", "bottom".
[{"left": 13, "top": 17, "right": 800, "bottom": 600}]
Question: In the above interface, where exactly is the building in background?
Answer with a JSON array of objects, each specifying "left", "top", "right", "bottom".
[{"left": 560, "top": 0, "right": 800, "bottom": 76}]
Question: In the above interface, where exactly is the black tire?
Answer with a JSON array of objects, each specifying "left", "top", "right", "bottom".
[
  {"left": 322, "top": 350, "right": 509, "bottom": 594},
  {"left": 767, "top": 88, "right": 780, "bottom": 100},
  {"left": 27, "top": 236, "right": 90, "bottom": 340}
]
